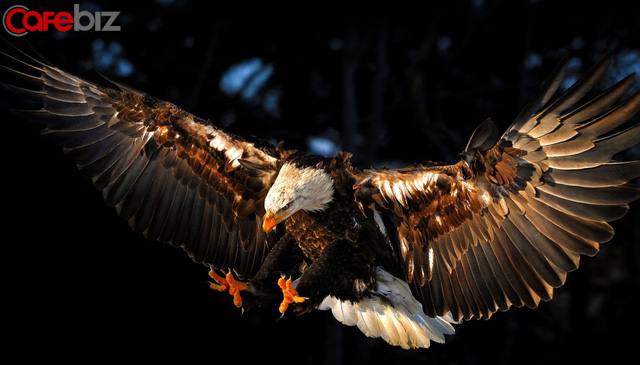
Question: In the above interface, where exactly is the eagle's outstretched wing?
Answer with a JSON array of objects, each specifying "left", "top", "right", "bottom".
[
  {"left": 355, "top": 55, "right": 640, "bottom": 321},
  {"left": 1, "top": 48, "right": 282, "bottom": 278}
]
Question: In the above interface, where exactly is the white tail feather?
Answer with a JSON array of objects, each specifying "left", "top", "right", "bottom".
[{"left": 319, "top": 267, "right": 457, "bottom": 349}]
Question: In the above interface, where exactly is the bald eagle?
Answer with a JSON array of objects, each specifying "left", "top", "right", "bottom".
[{"left": 2, "top": 47, "right": 639, "bottom": 350}]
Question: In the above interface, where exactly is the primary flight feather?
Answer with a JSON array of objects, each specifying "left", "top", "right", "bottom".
[{"left": 2, "top": 47, "right": 639, "bottom": 350}]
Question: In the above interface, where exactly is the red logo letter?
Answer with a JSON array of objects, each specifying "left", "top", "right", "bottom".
[
  {"left": 54, "top": 11, "right": 72, "bottom": 31},
  {"left": 22, "top": 10, "right": 42, "bottom": 32},
  {"left": 3, "top": 5, "right": 28, "bottom": 36}
]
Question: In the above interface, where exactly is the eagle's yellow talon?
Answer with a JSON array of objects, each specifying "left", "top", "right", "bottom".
[
  {"left": 278, "top": 278, "right": 305, "bottom": 313},
  {"left": 226, "top": 273, "right": 248, "bottom": 308},
  {"left": 208, "top": 270, "right": 229, "bottom": 291},
  {"left": 208, "top": 270, "right": 247, "bottom": 308}
]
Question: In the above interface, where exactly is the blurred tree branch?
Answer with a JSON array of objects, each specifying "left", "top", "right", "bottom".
[
  {"left": 367, "top": 24, "right": 389, "bottom": 164},
  {"left": 186, "top": 25, "right": 219, "bottom": 111},
  {"left": 341, "top": 26, "right": 362, "bottom": 156}
]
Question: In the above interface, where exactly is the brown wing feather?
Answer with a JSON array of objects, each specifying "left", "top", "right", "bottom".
[
  {"left": 355, "top": 54, "right": 640, "bottom": 320},
  {"left": 1, "top": 49, "right": 281, "bottom": 278}
]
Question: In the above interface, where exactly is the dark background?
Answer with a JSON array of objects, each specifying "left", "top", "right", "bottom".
[{"left": 2, "top": 1, "right": 639, "bottom": 364}]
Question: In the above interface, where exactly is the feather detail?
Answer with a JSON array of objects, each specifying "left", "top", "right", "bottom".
[
  {"left": 1, "top": 48, "right": 282, "bottom": 278},
  {"left": 354, "top": 54, "right": 640, "bottom": 321},
  {"left": 319, "top": 268, "right": 456, "bottom": 349}
]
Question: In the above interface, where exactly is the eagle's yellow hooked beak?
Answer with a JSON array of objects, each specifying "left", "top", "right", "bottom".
[{"left": 262, "top": 210, "right": 288, "bottom": 232}]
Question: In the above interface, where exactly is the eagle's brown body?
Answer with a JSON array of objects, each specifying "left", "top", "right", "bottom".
[
  {"left": 284, "top": 153, "right": 360, "bottom": 261},
  {"left": 251, "top": 152, "right": 384, "bottom": 311}
]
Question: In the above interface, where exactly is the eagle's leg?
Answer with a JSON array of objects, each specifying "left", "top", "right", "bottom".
[
  {"left": 282, "top": 239, "right": 376, "bottom": 314},
  {"left": 208, "top": 270, "right": 247, "bottom": 308},
  {"left": 243, "top": 233, "right": 306, "bottom": 310},
  {"left": 277, "top": 277, "right": 306, "bottom": 314}
]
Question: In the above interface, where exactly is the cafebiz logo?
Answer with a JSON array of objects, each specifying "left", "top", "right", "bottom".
[{"left": 3, "top": 4, "right": 120, "bottom": 36}]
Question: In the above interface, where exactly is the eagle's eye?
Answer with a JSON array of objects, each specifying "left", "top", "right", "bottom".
[{"left": 282, "top": 203, "right": 292, "bottom": 211}]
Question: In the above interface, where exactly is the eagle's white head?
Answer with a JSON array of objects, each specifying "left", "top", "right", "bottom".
[{"left": 262, "top": 162, "right": 334, "bottom": 232}]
